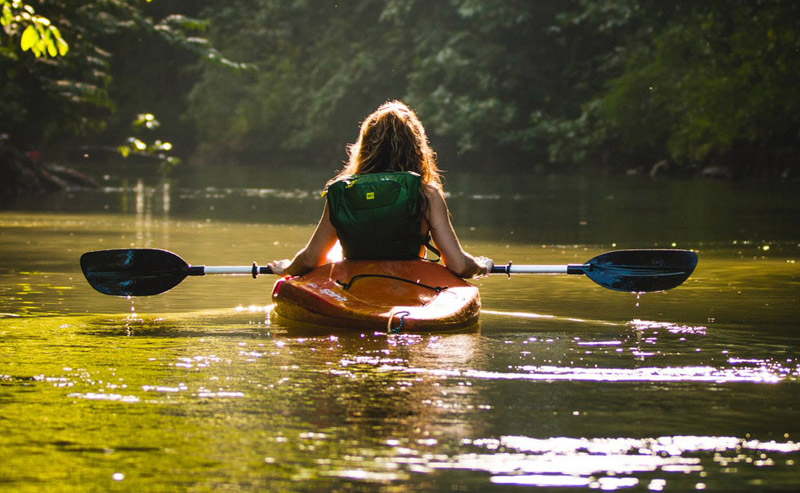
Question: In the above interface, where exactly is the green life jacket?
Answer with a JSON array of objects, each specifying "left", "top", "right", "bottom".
[{"left": 326, "top": 171, "right": 428, "bottom": 260}]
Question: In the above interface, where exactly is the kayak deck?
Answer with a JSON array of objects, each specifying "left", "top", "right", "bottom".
[{"left": 271, "top": 260, "right": 480, "bottom": 332}]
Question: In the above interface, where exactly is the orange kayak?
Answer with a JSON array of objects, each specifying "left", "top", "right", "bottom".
[{"left": 271, "top": 260, "right": 480, "bottom": 332}]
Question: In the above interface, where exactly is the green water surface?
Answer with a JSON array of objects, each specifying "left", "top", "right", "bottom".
[{"left": 1, "top": 166, "right": 798, "bottom": 491}]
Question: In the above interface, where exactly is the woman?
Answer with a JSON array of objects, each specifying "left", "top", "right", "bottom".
[{"left": 268, "top": 101, "right": 493, "bottom": 278}]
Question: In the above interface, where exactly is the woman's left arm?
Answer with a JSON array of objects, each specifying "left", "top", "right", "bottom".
[{"left": 425, "top": 186, "right": 493, "bottom": 278}]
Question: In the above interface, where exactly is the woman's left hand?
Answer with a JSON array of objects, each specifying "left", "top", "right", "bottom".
[{"left": 474, "top": 256, "right": 494, "bottom": 278}]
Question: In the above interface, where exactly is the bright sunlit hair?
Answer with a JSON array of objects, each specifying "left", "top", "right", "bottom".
[{"left": 336, "top": 100, "right": 442, "bottom": 190}]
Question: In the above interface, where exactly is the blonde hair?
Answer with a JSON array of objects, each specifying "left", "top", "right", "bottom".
[{"left": 334, "top": 101, "right": 442, "bottom": 189}]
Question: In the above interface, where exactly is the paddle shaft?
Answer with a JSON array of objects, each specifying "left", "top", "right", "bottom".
[
  {"left": 491, "top": 263, "right": 585, "bottom": 275},
  {"left": 198, "top": 264, "right": 578, "bottom": 277},
  {"left": 202, "top": 264, "right": 582, "bottom": 276},
  {"left": 191, "top": 264, "right": 274, "bottom": 277},
  {"left": 204, "top": 264, "right": 582, "bottom": 276}
]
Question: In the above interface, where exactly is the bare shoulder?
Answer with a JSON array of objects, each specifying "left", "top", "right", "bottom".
[
  {"left": 422, "top": 183, "right": 450, "bottom": 226},
  {"left": 422, "top": 183, "right": 446, "bottom": 203}
]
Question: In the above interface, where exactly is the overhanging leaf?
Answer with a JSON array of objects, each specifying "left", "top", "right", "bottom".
[
  {"left": 56, "top": 36, "right": 68, "bottom": 56},
  {"left": 20, "top": 24, "right": 38, "bottom": 51}
]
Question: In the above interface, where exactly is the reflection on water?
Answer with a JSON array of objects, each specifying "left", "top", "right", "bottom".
[{"left": 1, "top": 168, "right": 799, "bottom": 490}]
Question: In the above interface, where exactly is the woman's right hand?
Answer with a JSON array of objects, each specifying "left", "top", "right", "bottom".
[{"left": 268, "top": 259, "right": 292, "bottom": 276}]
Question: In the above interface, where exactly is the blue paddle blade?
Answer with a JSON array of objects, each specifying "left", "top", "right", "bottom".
[
  {"left": 580, "top": 249, "right": 698, "bottom": 292},
  {"left": 80, "top": 249, "right": 191, "bottom": 296}
]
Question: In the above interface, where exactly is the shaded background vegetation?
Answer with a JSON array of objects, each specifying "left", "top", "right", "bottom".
[{"left": 3, "top": 0, "right": 799, "bottom": 181}]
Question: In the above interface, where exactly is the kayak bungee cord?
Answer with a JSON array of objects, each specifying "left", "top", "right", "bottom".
[{"left": 336, "top": 273, "right": 448, "bottom": 293}]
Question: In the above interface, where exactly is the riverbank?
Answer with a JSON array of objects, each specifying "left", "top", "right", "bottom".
[{"left": 0, "top": 138, "right": 100, "bottom": 196}]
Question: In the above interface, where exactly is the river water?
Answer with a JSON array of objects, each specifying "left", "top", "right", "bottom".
[{"left": 1, "top": 163, "right": 798, "bottom": 491}]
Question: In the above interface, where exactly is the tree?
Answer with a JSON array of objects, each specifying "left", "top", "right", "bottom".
[
  {"left": 186, "top": 0, "right": 411, "bottom": 165},
  {"left": 5, "top": 0, "right": 797, "bottom": 182},
  {"left": 187, "top": 0, "right": 585, "bottom": 168},
  {"left": 550, "top": 0, "right": 800, "bottom": 177}
]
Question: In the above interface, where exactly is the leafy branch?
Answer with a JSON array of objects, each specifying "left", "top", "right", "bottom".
[
  {"left": 1, "top": 0, "right": 68, "bottom": 57},
  {"left": 118, "top": 113, "right": 180, "bottom": 172}
]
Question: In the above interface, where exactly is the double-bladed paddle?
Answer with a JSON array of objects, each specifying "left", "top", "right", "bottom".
[{"left": 80, "top": 248, "right": 697, "bottom": 297}]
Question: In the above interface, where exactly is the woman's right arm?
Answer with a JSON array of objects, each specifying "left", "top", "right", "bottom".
[
  {"left": 269, "top": 202, "right": 338, "bottom": 277},
  {"left": 425, "top": 187, "right": 493, "bottom": 278}
]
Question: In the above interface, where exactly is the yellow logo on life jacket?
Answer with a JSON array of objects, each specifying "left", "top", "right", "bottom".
[{"left": 366, "top": 192, "right": 375, "bottom": 200}]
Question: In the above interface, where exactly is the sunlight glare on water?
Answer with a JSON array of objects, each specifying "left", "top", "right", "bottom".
[{"left": 460, "top": 435, "right": 800, "bottom": 489}]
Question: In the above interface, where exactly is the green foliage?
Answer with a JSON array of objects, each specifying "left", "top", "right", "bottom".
[
  {"left": 2, "top": 0, "right": 798, "bottom": 179},
  {"left": 1, "top": 0, "right": 68, "bottom": 58},
  {"left": 187, "top": 0, "right": 408, "bottom": 164},
  {"left": 118, "top": 113, "right": 180, "bottom": 172},
  {"left": 187, "top": 0, "right": 583, "bottom": 167},
  {"left": 564, "top": 0, "right": 800, "bottom": 175},
  {"left": 0, "top": 0, "right": 238, "bottom": 153}
]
